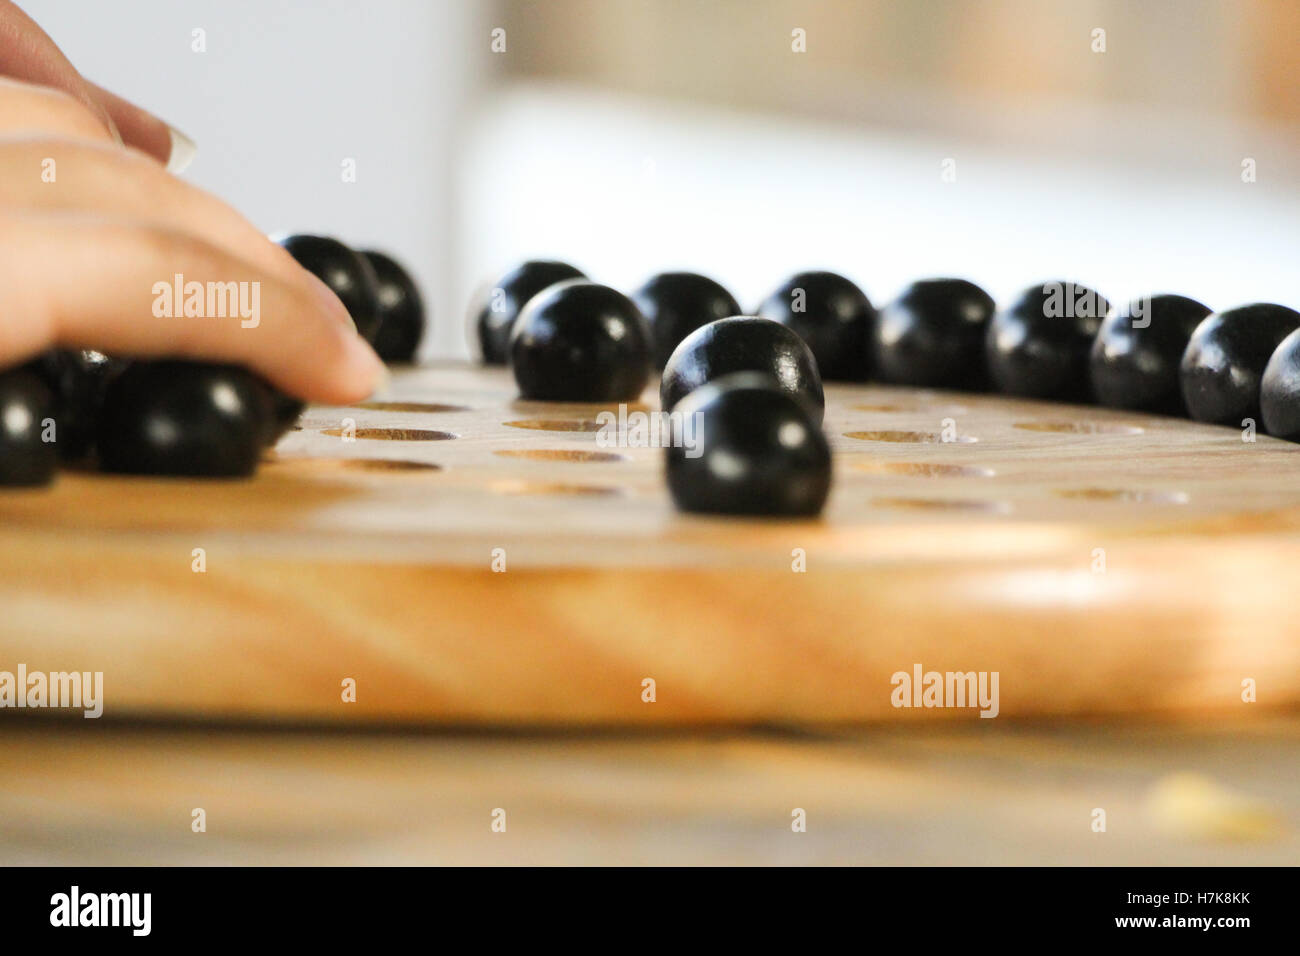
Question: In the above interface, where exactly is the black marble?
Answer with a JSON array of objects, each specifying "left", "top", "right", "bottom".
[
  {"left": 756, "top": 271, "right": 873, "bottom": 381},
  {"left": 632, "top": 272, "right": 741, "bottom": 369},
  {"left": 872, "top": 278, "right": 995, "bottom": 389},
  {"left": 473, "top": 260, "right": 585, "bottom": 365},
  {"left": 666, "top": 372, "right": 831, "bottom": 517},
  {"left": 508, "top": 280, "right": 651, "bottom": 401},
  {"left": 1089, "top": 294, "right": 1212, "bottom": 414},
  {"left": 985, "top": 281, "right": 1109, "bottom": 400},
  {"left": 1180, "top": 303, "right": 1300, "bottom": 427},
  {"left": 660, "top": 316, "right": 824, "bottom": 422}
]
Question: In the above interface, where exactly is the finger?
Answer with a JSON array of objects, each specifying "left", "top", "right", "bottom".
[
  {"left": 85, "top": 81, "right": 188, "bottom": 170},
  {"left": 0, "top": 0, "right": 119, "bottom": 139},
  {"left": 0, "top": 211, "right": 386, "bottom": 404},
  {"left": 0, "top": 75, "right": 115, "bottom": 142},
  {"left": 0, "top": 136, "right": 317, "bottom": 288}
]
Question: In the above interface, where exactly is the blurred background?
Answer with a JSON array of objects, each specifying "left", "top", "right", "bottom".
[{"left": 22, "top": 0, "right": 1300, "bottom": 359}]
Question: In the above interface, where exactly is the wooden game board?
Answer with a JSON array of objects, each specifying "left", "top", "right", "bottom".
[{"left": 1, "top": 361, "right": 1298, "bottom": 725}]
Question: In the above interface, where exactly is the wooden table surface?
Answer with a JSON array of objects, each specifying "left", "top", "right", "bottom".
[
  {"left": 1, "top": 713, "right": 1295, "bottom": 865},
  {"left": 4, "top": 365, "right": 1298, "bottom": 864}
]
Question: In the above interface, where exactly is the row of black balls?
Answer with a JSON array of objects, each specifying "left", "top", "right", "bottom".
[
  {"left": 0, "top": 236, "right": 427, "bottom": 487},
  {"left": 473, "top": 261, "right": 1300, "bottom": 516}
]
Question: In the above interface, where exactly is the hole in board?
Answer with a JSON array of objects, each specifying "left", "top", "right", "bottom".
[
  {"left": 494, "top": 449, "right": 628, "bottom": 462},
  {"left": 844, "top": 430, "right": 977, "bottom": 444},
  {"left": 1055, "top": 488, "right": 1188, "bottom": 504},
  {"left": 872, "top": 496, "right": 1010, "bottom": 513},
  {"left": 320, "top": 427, "right": 458, "bottom": 441},
  {"left": 489, "top": 479, "right": 625, "bottom": 497},
  {"left": 503, "top": 419, "right": 605, "bottom": 433},
  {"left": 1014, "top": 421, "right": 1144, "bottom": 435},
  {"left": 852, "top": 402, "right": 970, "bottom": 415},
  {"left": 353, "top": 401, "right": 469, "bottom": 413},
  {"left": 854, "top": 461, "right": 996, "bottom": 478},
  {"left": 346, "top": 460, "right": 443, "bottom": 473}
]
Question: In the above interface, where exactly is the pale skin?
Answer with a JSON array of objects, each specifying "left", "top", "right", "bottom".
[{"left": 0, "top": 1, "right": 386, "bottom": 404}]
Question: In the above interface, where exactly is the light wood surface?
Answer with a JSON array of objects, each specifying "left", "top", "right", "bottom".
[
  {"left": 0, "top": 716, "right": 1295, "bottom": 865},
  {"left": 1, "top": 362, "right": 1298, "bottom": 724}
]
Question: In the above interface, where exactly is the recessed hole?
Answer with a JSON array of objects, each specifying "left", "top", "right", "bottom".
[
  {"left": 265, "top": 457, "right": 442, "bottom": 473},
  {"left": 346, "top": 459, "right": 443, "bottom": 473},
  {"left": 354, "top": 401, "right": 469, "bottom": 413},
  {"left": 854, "top": 461, "right": 996, "bottom": 478},
  {"left": 1055, "top": 488, "right": 1188, "bottom": 504},
  {"left": 1014, "top": 421, "right": 1144, "bottom": 435},
  {"left": 872, "top": 496, "right": 1010, "bottom": 513},
  {"left": 494, "top": 449, "right": 628, "bottom": 462},
  {"left": 511, "top": 400, "right": 650, "bottom": 414},
  {"left": 852, "top": 402, "right": 969, "bottom": 415},
  {"left": 503, "top": 419, "right": 605, "bottom": 433},
  {"left": 320, "top": 427, "right": 457, "bottom": 441},
  {"left": 490, "top": 479, "right": 624, "bottom": 497},
  {"left": 844, "top": 430, "right": 977, "bottom": 444}
]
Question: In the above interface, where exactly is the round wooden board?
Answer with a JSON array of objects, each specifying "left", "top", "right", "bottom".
[{"left": 1, "top": 362, "right": 1297, "bottom": 725}]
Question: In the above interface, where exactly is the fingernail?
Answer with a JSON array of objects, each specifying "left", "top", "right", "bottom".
[
  {"left": 342, "top": 330, "right": 389, "bottom": 395},
  {"left": 166, "top": 124, "right": 198, "bottom": 174},
  {"left": 104, "top": 111, "right": 124, "bottom": 147}
]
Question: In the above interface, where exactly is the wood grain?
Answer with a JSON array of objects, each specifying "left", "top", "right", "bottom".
[
  {"left": 1, "top": 362, "right": 1298, "bottom": 724},
  {"left": 0, "top": 716, "right": 1295, "bottom": 865}
]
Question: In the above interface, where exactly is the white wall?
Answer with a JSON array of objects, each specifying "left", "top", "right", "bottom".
[
  {"left": 23, "top": 0, "right": 483, "bottom": 359},
  {"left": 19, "top": 2, "right": 1300, "bottom": 361}
]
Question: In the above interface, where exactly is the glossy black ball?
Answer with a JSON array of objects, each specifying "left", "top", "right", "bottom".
[
  {"left": 279, "top": 234, "right": 381, "bottom": 341},
  {"left": 362, "top": 250, "right": 425, "bottom": 363},
  {"left": 0, "top": 369, "right": 57, "bottom": 486},
  {"left": 25, "top": 349, "right": 126, "bottom": 461},
  {"left": 508, "top": 280, "right": 651, "bottom": 401},
  {"left": 872, "top": 278, "right": 995, "bottom": 389},
  {"left": 985, "top": 281, "right": 1110, "bottom": 400},
  {"left": 473, "top": 260, "right": 586, "bottom": 365},
  {"left": 1089, "top": 294, "right": 1212, "bottom": 414},
  {"left": 756, "top": 271, "right": 873, "bottom": 381},
  {"left": 1261, "top": 328, "right": 1300, "bottom": 441},
  {"left": 264, "top": 390, "right": 305, "bottom": 447},
  {"left": 98, "top": 362, "right": 272, "bottom": 478},
  {"left": 1180, "top": 303, "right": 1300, "bottom": 427},
  {"left": 660, "top": 316, "right": 824, "bottom": 422},
  {"left": 666, "top": 373, "right": 831, "bottom": 517},
  {"left": 632, "top": 272, "right": 742, "bottom": 369}
]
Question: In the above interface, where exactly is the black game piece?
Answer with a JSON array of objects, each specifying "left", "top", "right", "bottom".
[
  {"left": 1261, "top": 328, "right": 1300, "bottom": 441},
  {"left": 985, "top": 281, "right": 1110, "bottom": 400},
  {"left": 97, "top": 362, "right": 272, "bottom": 478},
  {"left": 264, "top": 390, "right": 305, "bottom": 447},
  {"left": 508, "top": 280, "right": 652, "bottom": 401},
  {"left": 756, "top": 271, "right": 874, "bottom": 381},
  {"left": 361, "top": 250, "right": 425, "bottom": 363},
  {"left": 0, "top": 368, "right": 57, "bottom": 486},
  {"left": 1089, "top": 294, "right": 1212, "bottom": 414},
  {"left": 660, "top": 316, "right": 824, "bottom": 422},
  {"left": 632, "top": 272, "right": 742, "bottom": 369},
  {"left": 279, "top": 234, "right": 382, "bottom": 341},
  {"left": 25, "top": 349, "right": 126, "bottom": 461},
  {"left": 666, "top": 372, "right": 832, "bottom": 517},
  {"left": 872, "top": 278, "right": 996, "bottom": 389},
  {"left": 473, "top": 260, "right": 586, "bottom": 365},
  {"left": 1180, "top": 303, "right": 1300, "bottom": 427}
]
